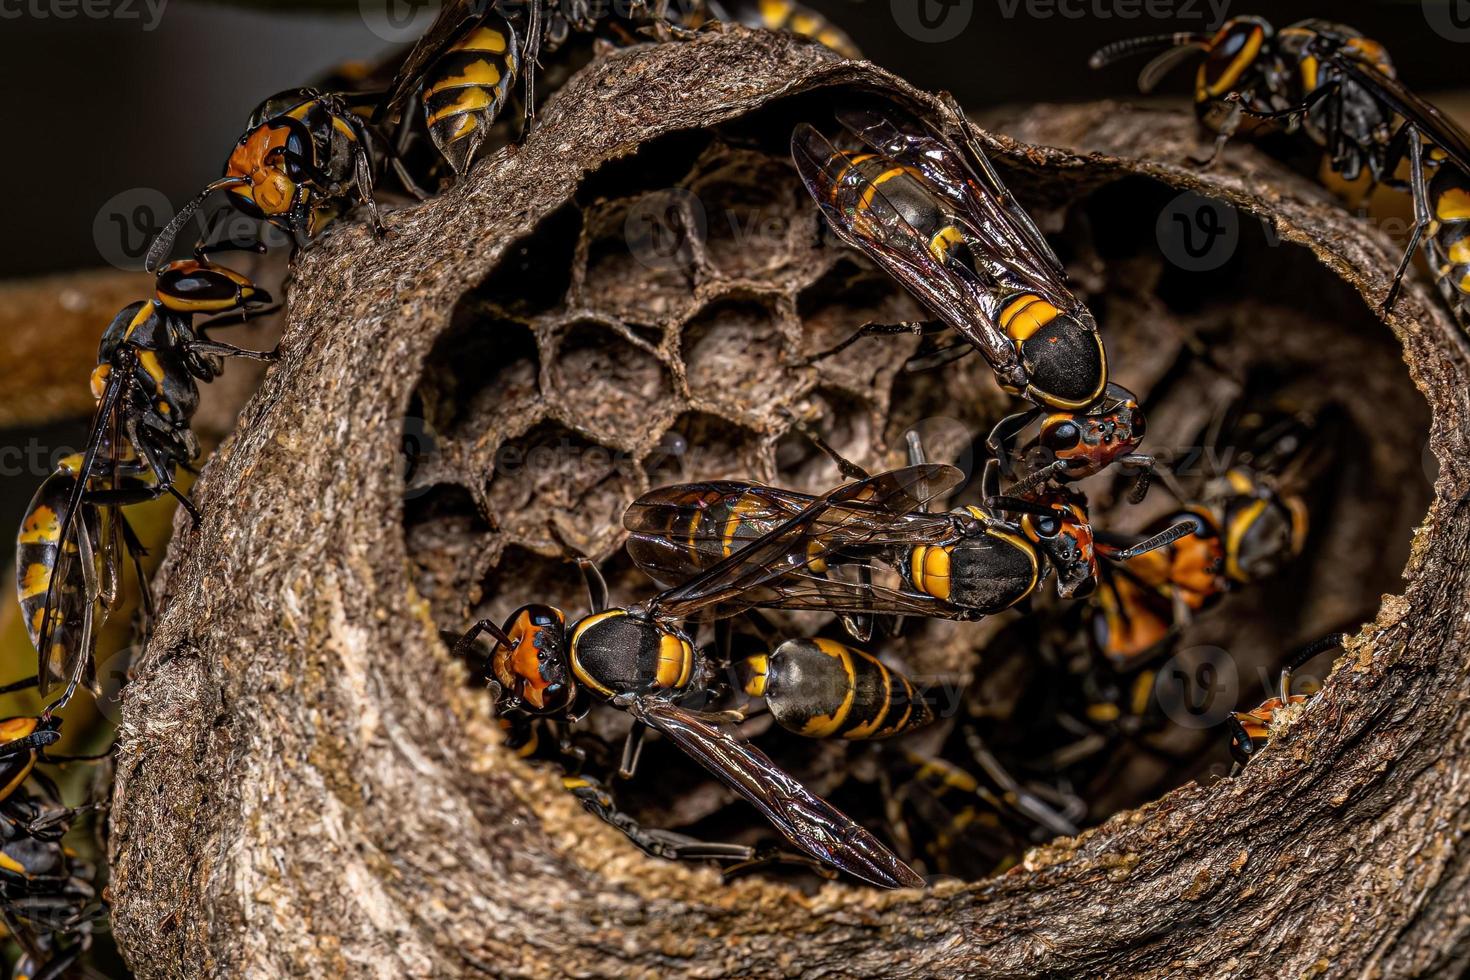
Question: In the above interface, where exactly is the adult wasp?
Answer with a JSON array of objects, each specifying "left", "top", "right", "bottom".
[
  {"left": 791, "top": 99, "right": 1109, "bottom": 412},
  {"left": 0, "top": 773, "right": 103, "bottom": 979},
  {"left": 625, "top": 431, "right": 1193, "bottom": 641},
  {"left": 147, "top": 88, "right": 384, "bottom": 270},
  {"left": 453, "top": 465, "right": 961, "bottom": 888},
  {"left": 1090, "top": 464, "right": 1310, "bottom": 670},
  {"left": 15, "top": 259, "right": 275, "bottom": 710},
  {"left": 1092, "top": 17, "right": 1470, "bottom": 330},
  {"left": 372, "top": 1, "right": 861, "bottom": 185}
]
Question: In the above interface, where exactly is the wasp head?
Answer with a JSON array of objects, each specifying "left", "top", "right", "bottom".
[
  {"left": 1020, "top": 490, "right": 1099, "bottom": 599},
  {"left": 489, "top": 604, "right": 574, "bottom": 714},
  {"left": 1197, "top": 17, "right": 1274, "bottom": 105},
  {"left": 225, "top": 115, "right": 314, "bottom": 223},
  {"left": 1036, "top": 384, "right": 1147, "bottom": 479}
]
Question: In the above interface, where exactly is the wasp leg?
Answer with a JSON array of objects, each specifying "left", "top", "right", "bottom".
[
  {"left": 347, "top": 116, "right": 386, "bottom": 236},
  {"left": 777, "top": 407, "right": 870, "bottom": 481},
  {"left": 904, "top": 340, "right": 974, "bottom": 373},
  {"left": 389, "top": 101, "right": 434, "bottom": 201},
  {"left": 1382, "top": 128, "right": 1429, "bottom": 316},
  {"left": 722, "top": 848, "right": 840, "bottom": 882},
  {"left": 1225, "top": 713, "right": 1257, "bottom": 769},
  {"left": 0, "top": 729, "right": 62, "bottom": 762},
  {"left": 0, "top": 676, "right": 40, "bottom": 696},
  {"left": 964, "top": 727, "right": 1079, "bottom": 837},
  {"left": 564, "top": 774, "right": 755, "bottom": 862},
  {"left": 800, "top": 319, "right": 938, "bottom": 365},
  {"left": 617, "top": 723, "right": 646, "bottom": 779},
  {"left": 125, "top": 419, "right": 200, "bottom": 526},
  {"left": 518, "top": 0, "right": 544, "bottom": 141}
]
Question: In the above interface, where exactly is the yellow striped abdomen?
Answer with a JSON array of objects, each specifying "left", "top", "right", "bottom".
[
  {"left": 422, "top": 17, "right": 519, "bottom": 174},
  {"left": 759, "top": 638, "right": 932, "bottom": 740}
]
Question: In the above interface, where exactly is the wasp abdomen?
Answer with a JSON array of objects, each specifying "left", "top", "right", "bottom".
[
  {"left": 746, "top": 637, "right": 932, "bottom": 740},
  {"left": 422, "top": 17, "right": 520, "bottom": 174},
  {"left": 15, "top": 470, "right": 96, "bottom": 684},
  {"left": 1430, "top": 165, "right": 1470, "bottom": 330}
]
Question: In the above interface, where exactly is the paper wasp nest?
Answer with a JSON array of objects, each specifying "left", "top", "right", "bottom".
[{"left": 111, "top": 28, "right": 1467, "bottom": 980}]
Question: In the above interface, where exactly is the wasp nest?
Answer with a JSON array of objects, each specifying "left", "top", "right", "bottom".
[{"left": 112, "top": 29, "right": 1469, "bottom": 980}]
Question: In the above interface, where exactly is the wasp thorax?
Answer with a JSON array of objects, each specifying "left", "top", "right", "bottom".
[{"left": 569, "top": 610, "right": 695, "bottom": 701}]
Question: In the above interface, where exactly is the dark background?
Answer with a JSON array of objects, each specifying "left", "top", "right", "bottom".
[{"left": 0, "top": 0, "right": 1463, "bottom": 278}]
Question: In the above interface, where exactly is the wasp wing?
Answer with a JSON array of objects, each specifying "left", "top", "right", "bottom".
[
  {"left": 373, "top": 0, "right": 487, "bottom": 123},
  {"left": 1327, "top": 54, "right": 1470, "bottom": 175},
  {"left": 645, "top": 464, "right": 962, "bottom": 621},
  {"left": 731, "top": 569, "right": 961, "bottom": 619},
  {"left": 627, "top": 698, "right": 924, "bottom": 888},
  {"left": 32, "top": 371, "right": 129, "bottom": 697},
  {"left": 791, "top": 124, "right": 1021, "bottom": 375},
  {"left": 19, "top": 473, "right": 100, "bottom": 701},
  {"left": 626, "top": 481, "right": 962, "bottom": 589},
  {"left": 834, "top": 104, "right": 1084, "bottom": 317}
]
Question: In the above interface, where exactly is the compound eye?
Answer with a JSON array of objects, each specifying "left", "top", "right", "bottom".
[
  {"left": 1045, "top": 421, "right": 1081, "bottom": 451},
  {"left": 1033, "top": 515, "right": 1061, "bottom": 538}
]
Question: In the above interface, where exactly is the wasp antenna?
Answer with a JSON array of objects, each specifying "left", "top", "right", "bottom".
[
  {"left": 1088, "top": 32, "right": 1208, "bottom": 69},
  {"left": 1107, "top": 519, "right": 1196, "bottom": 561},
  {"left": 985, "top": 495, "right": 1058, "bottom": 518},
  {"left": 1279, "top": 632, "right": 1347, "bottom": 701},
  {"left": 146, "top": 177, "right": 247, "bottom": 273},
  {"left": 451, "top": 619, "right": 516, "bottom": 658},
  {"left": 0, "top": 675, "right": 40, "bottom": 696},
  {"left": 1007, "top": 459, "right": 1073, "bottom": 498}
]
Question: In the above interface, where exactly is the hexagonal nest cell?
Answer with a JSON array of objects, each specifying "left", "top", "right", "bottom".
[{"left": 402, "top": 89, "right": 1431, "bottom": 890}]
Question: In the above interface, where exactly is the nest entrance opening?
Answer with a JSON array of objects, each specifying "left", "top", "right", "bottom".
[{"left": 401, "top": 95, "right": 1431, "bottom": 887}]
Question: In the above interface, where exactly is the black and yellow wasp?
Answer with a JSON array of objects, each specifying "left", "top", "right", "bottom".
[
  {"left": 687, "top": 0, "right": 861, "bottom": 58},
  {"left": 792, "top": 100, "right": 1109, "bottom": 412},
  {"left": 14, "top": 259, "right": 275, "bottom": 710},
  {"left": 372, "top": 0, "right": 860, "bottom": 184},
  {"left": 624, "top": 430, "right": 1192, "bottom": 642},
  {"left": 0, "top": 764, "right": 104, "bottom": 979},
  {"left": 452, "top": 465, "right": 963, "bottom": 888},
  {"left": 1091, "top": 17, "right": 1470, "bottom": 331},
  {"left": 1089, "top": 407, "right": 1316, "bottom": 671},
  {"left": 147, "top": 89, "right": 383, "bottom": 270}
]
